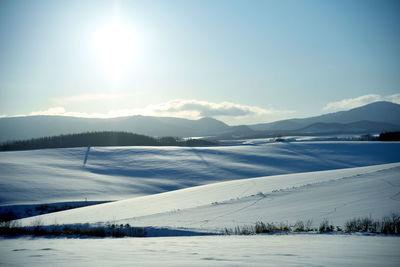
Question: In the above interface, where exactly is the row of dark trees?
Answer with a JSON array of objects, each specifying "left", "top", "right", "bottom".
[
  {"left": 378, "top": 132, "right": 400, "bottom": 141},
  {"left": 1, "top": 131, "right": 397, "bottom": 151},
  {"left": 0, "top": 131, "right": 216, "bottom": 151}
]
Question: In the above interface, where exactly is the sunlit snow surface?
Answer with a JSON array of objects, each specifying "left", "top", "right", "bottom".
[
  {"left": 1, "top": 235, "right": 400, "bottom": 266},
  {"left": 1, "top": 141, "right": 400, "bottom": 266},
  {"left": 1, "top": 141, "right": 399, "bottom": 205},
  {"left": 17, "top": 162, "right": 400, "bottom": 230}
]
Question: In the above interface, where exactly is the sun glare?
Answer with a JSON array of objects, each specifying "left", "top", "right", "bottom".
[{"left": 93, "top": 19, "right": 136, "bottom": 81}]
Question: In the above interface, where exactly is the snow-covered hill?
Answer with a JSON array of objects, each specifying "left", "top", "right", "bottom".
[
  {"left": 3, "top": 141, "right": 400, "bottom": 266},
  {"left": 1, "top": 141, "right": 399, "bottom": 205},
  {"left": 17, "top": 162, "right": 400, "bottom": 231}
]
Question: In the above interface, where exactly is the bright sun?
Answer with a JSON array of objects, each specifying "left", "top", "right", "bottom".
[{"left": 93, "top": 19, "right": 136, "bottom": 81}]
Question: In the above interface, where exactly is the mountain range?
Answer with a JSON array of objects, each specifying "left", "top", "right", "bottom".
[{"left": 0, "top": 101, "right": 399, "bottom": 143}]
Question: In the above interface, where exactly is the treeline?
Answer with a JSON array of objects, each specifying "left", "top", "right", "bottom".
[
  {"left": 378, "top": 131, "right": 400, "bottom": 141},
  {"left": 0, "top": 131, "right": 217, "bottom": 151},
  {"left": 0, "top": 223, "right": 147, "bottom": 238}
]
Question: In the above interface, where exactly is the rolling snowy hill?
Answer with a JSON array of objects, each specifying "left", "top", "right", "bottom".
[
  {"left": 1, "top": 141, "right": 399, "bottom": 205},
  {"left": 2, "top": 140, "right": 400, "bottom": 266},
  {"left": 17, "top": 162, "right": 400, "bottom": 232}
]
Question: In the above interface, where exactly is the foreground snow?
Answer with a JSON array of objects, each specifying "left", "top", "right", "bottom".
[
  {"left": 2, "top": 141, "right": 399, "bottom": 266},
  {"left": 18, "top": 162, "right": 400, "bottom": 231},
  {"left": 1, "top": 235, "right": 399, "bottom": 266},
  {"left": 1, "top": 141, "right": 399, "bottom": 205}
]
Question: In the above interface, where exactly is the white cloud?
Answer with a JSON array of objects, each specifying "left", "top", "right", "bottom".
[
  {"left": 15, "top": 99, "right": 295, "bottom": 125},
  {"left": 323, "top": 93, "right": 400, "bottom": 112},
  {"left": 29, "top": 107, "right": 68, "bottom": 116},
  {"left": 142, "top": 100, "right": 296, "bottom": 125},
  {"left": 386, "top": 93, "right": 400, "bottom": 104},
  {"left": 147, "top": 99, "right": 272, "bottom": 118}
]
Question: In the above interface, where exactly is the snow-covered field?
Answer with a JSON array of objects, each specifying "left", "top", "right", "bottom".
[
  {"left": 1, "top": 235, "right": 400, "bottom": 266},
  {"left": 1, "top": 141, "right": 399, "bottom": 205},
  {"left": 16, "top": 162, "right": 400, "bottom": 231},
  {"left": 1, "top": 140, "right": 400, "bottom": 266}
]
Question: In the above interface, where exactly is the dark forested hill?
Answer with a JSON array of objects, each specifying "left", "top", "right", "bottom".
[{"left": 0, "top": 131, "right": 217, "bottom": 151}]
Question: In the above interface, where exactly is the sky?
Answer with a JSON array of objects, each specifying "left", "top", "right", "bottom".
[{"left": 0, "top": 0, "right": 399, "bottom": 125}]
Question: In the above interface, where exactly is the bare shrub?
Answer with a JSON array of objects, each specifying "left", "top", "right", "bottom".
[
  {"left": 319, "top": 218, "right": 334, "bottom": 232},
  {"left": 345, "top": 213, "right": 400, "bottom": 234},
  {"left": 305, "top": 219, "right": 314, "bottom": 231},
  {"left": 294, "top": 221, "right": 305, "bottom": 232}
]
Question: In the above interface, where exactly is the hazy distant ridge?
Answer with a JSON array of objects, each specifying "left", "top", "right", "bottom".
[
  {"left": 0, "top": 116, "right": 230, "bottom": 143},
  {"left": 249, "top": 101, "right": 400, "bottom": 131},
  {"left": 0, "top": 101, "right": 399, "bottom": 142}
]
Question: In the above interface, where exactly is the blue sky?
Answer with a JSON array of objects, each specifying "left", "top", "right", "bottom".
[{"left": 0, "top": 0, "right": 399, "bottom": 125}]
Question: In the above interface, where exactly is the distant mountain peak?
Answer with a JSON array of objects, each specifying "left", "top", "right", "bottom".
[
  {"left": 341, "top": 101, "right": 399, "bottom": 113},
  {"left": 198, "top": 116, "right": 227, "bottom": 124},
  {"left": 196, "top": 117, "right": 229, "bottom": 129},
  {"left": 249, "top": 101, "right": 400, "bottom": 133}
]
